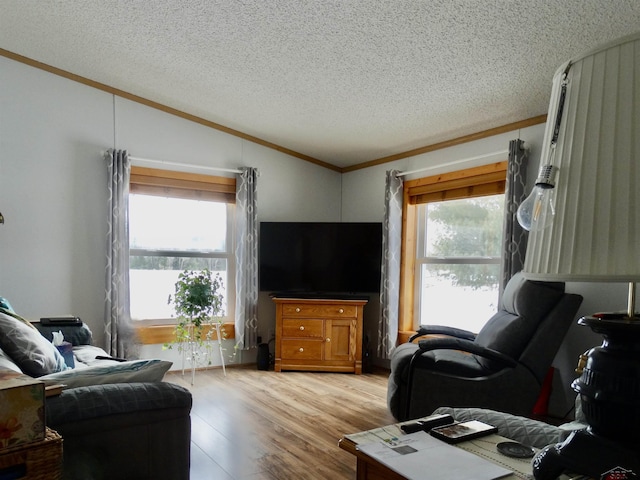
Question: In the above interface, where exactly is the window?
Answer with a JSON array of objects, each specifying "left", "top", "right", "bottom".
[
  {"left": 415, "top": 195, "right": 503, "bottom": 332},
  {"left": 128, "top": 167, "right": 236, "bottom": 324},
  {"left": 400, "top": 162, "right": 507, "bottom": 337}
]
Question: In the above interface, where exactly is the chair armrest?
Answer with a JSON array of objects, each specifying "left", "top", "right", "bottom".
[
  {"left": 409, "top": 325, "right": 477, "bottom": 342},
  {"left": 46, "top": 382, "right": 192, "bottom": 480},
  {"left": 416, "top": 337, "right": 518, "bottom": 368},
  {"left": 432, "top": 407, "right": 573, "bottom": 449},
  {"left": 46, "top": 382, "right": 192, "bottom": 426},
  {"left": 402, "top": 338, "right": 518, "bottom": 421},
  {"left": 35, "top": 322, "right": 93, "bottom": 346}
]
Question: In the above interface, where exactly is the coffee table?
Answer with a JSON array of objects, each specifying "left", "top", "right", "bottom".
[{"left": 339, "top": 416, "right": 575, "bottom": 480}]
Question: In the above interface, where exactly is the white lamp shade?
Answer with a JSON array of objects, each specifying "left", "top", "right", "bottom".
[{"left": 523, "top": 32, "right": 640, "bottom": 282}]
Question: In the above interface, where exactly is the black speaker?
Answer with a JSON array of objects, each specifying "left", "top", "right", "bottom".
[{"left": 257, "top": 343, "right": 270, "bottom": 370}]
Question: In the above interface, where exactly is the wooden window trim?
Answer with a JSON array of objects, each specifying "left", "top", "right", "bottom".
[
  {"left": 406, "top": 161, "right": 507, "bottom": 205},
  {"left": 398, "top": 161, "right": 507, "bottom": 341},
  {"left": 135, "top": 322, "right": 235, "bottom": 344},
  {"left": 130, "top": 166, "right": 236, "bottom": 202}
]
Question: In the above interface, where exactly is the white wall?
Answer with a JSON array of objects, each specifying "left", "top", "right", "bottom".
[
  {"left": 0, "top": 57, "right": 113, "bottom": 341},
  {"left": 0, "top": 56, "right": 342, "bottom": 366}
]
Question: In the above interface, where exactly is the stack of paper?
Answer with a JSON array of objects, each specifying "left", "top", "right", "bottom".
[{"left": 357, "top": 431, "right": 512, "bottom": 480}]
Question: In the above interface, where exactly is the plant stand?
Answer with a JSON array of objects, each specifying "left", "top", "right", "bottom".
[
  {"left": 180, "top": 324, "right": 207, "bottom": 385},
  {"left": 214, "top": 322, "right": 227, "bottom": 377},
  {"left": 180, "top": 324, "right": 226, "bottom": 385},
  {"left": 169, "top": 269, "right": 226, "bottom": 385}
]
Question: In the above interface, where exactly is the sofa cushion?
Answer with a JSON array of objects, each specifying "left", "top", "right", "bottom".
[
  {"left": 0, "top": 310, "right": 68, "bottom": 377},
  {"left": 71, "top": 345, "right": 115, "bottom": 367},
  {"left": 39, "top": 358, "right": 173, "bottom": 388}
]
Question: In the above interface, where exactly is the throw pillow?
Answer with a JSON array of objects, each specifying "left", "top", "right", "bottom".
[
  {"left": 0, "top": 311, "right": 68, "bottom": 377},
  {"left": 0, "top": 298, "right": 15, "bottom": 312},
  {"left": 38, "top": 359, "right": 173, "bottom": 388}
]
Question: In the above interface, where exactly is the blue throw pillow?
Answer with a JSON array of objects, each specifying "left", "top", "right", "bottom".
[{"left": 0, "top": 297, "right": 15, "bottom": 312}]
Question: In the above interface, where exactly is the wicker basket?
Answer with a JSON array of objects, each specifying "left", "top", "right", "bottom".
[{"left": 0, "top": 428, "right": 62, "bottom": 480}]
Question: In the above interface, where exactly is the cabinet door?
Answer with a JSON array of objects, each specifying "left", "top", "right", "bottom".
[{"left": 324, "top": 318, "right": 356, "bottom": 362}]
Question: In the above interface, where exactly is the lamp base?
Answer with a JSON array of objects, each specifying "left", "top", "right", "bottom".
[
  {"left": 532, "top": 315, "right": 640, "bottom": 479},
  {"left": 532, "top": 429, "right": 639, "bottom": 480}
]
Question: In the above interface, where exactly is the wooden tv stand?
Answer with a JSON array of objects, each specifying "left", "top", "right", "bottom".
[{"left": 272, "top": 297, "right": 367, "bottom": 374}]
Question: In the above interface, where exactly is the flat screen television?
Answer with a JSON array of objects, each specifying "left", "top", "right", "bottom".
[{"left": 259, "top": 222, "right": 382, "bottom": 297}]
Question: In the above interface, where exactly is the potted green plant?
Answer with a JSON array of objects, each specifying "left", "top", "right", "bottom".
[{"left": 166, "top": 269, "right": 225, "bottom": 383}]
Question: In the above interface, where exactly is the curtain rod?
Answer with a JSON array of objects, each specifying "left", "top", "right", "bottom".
[
  {"left": 396, "top": 149, "right": 510, "bottom": 177},
  {"left": 129, "top": 155, "right": 243, "bottom": 174}
]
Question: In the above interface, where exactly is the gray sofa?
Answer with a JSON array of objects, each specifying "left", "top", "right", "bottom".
[
  {"left": 46, "top": 381, "right": 192, "bottom": 480},
  {"left": 0, "top": 307, "right": 192, "bottom": 480}
]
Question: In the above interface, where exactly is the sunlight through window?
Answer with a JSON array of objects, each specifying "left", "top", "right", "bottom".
[{"left": 129, "top": 194, "right": 233, "bottom": 321}]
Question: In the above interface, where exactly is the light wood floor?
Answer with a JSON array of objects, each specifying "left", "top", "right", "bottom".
[{"left": 165, "top": 365, "right": 395, "bottom": 480}]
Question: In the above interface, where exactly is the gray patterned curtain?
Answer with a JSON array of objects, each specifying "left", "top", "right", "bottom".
[
  {"left": 378, "top": 170, "right": 403, "bottom": 360},
  {"left": 500, "top": 139, "right": 529, "bottom": 297},
  {"left": 234, "top": 167, "right": 259, "bottom": 350},
  {"left": 105, "top": 149, "right": 135, "bottom": 357}
]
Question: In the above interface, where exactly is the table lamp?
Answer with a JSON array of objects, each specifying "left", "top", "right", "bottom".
[{"left": 518, "top": 32, "right": 640, "bottom": 479}]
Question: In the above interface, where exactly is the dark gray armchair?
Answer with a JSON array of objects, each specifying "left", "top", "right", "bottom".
[{"left": 387, "top": 272, "right": 583, "bottom": 421}]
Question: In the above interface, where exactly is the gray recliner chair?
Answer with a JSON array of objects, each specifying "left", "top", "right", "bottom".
[{"left": 387, "top": 272, "right": 583, "bottom": 421}]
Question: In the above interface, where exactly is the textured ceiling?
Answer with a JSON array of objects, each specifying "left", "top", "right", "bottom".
[{"left": 1, "top": 1, "right": 640, "bottom": 169}]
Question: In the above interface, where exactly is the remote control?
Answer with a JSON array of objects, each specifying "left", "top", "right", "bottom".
[{"left": 400, "top": 414, "right": 453, "bottom": 434}]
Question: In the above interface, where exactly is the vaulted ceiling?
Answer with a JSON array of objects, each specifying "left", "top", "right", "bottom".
[{"left": 2, "top": 1, "right": 639, "bottom": 170}]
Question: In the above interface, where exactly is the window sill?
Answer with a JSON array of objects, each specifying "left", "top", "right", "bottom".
[
  {"left": 398, "top": 330, "right": 417, "bottom": 344},
  {"left": 135, "top": 322, "right": 235, "bottom": 345}
]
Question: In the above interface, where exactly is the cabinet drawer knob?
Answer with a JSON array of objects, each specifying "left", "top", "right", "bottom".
[
  {"left": 338, "top": 308, "right": 344, "bottom": 314},
  {"left": 326, "top": 338, "right": 331, "bottom": 343},
  {"left": 299, "top": 325, "right": 305, "bottom": 331},
  {"left": 299, "top": 347, "right": 304, "bottom": 352},
  {"left": 295, "top": 307, "right": 301, "bottom": 313}
]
